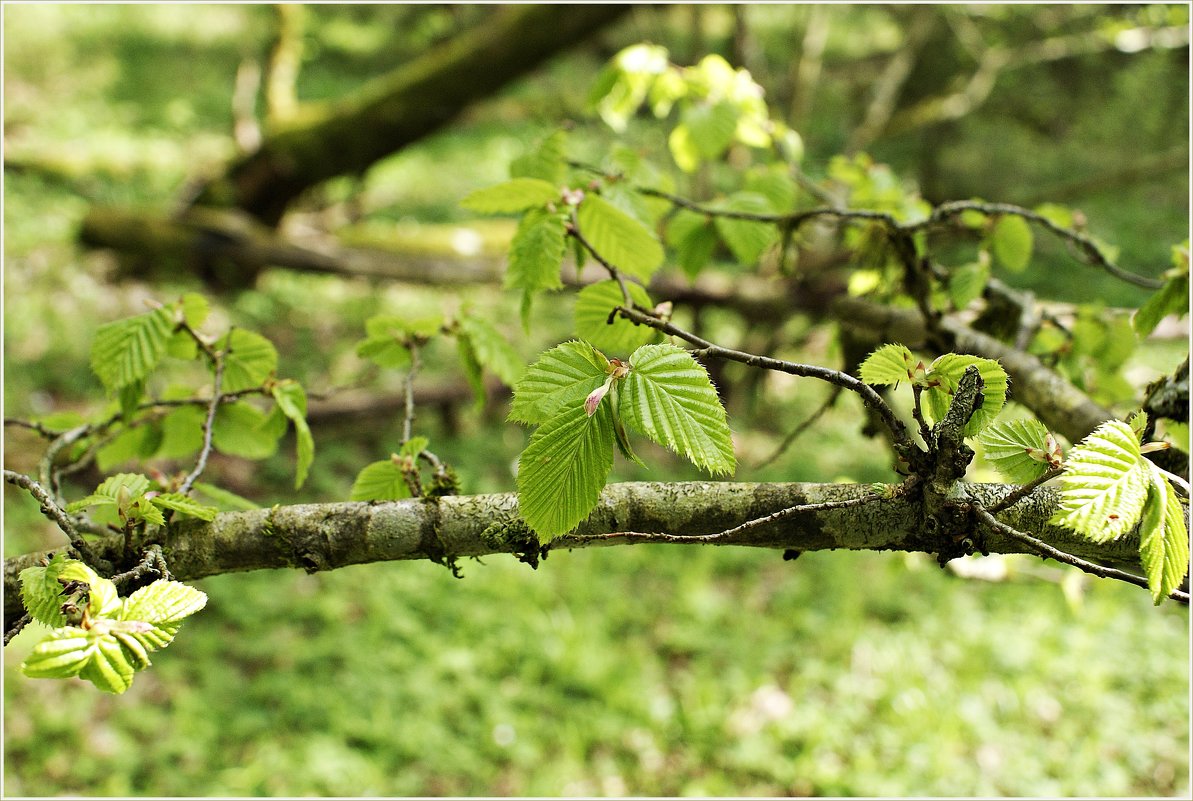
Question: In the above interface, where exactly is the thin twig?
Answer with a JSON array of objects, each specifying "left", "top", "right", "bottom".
[
  {"left": 754, "top": 385, "right": 842, "bottom": 469},
  {"left": 911, "top": 385, "right": 934, "bottom": 448},
  {"left": 4, "top": 613, "right": 32, "bottom": 646},
  {"left": 179, "top": 349, "right": 226, "bottom": 496},
  {"left": 972, "top": 504, "right": 1189, "bottom": 604},
  {"left": 3, "top": 469, "right": 100, "bottom": 565},
  {"left": 567, "top": 221, "right": 635, "bottom": 306},
  {"left": 699, "top": 491, "right": 887, "bottom": 543},
  {"left": 4, "top": 418, "right": 65, "bottom": 439},
  {"left": 985, "top": 467, "right": 1064, "bottom": 514},
  {"left": 111, "top": 544, "right": 172, "bottom": 589},
  {"left": 402, "top": 342, "right": 422, "bottom": 445}
]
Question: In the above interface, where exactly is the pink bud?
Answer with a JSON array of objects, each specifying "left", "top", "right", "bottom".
[{"left": 584, "top": 381, "right": 610, "bottom": 416}]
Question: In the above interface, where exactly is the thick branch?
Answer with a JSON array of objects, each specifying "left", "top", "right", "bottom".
[
  {"left": 832, "top": 296, "right": 1115, "bottom": 444},
  {"left": 4, "top": 481, "right": 1150, "bottom": 622}
]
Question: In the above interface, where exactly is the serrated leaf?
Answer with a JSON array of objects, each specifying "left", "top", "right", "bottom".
[
  {"left": 150, "top": 492, "right": 218, "bottom": 521},
  {"left": 1138, "top": 465, "right": 1190, "bottom": 604},
  {"left": 87, "top": 575, "right": 122, "bottom": 619},
  {"left": 611, "top": 389, "right": 647, "bottom": 469},
  {"left": 124, "top": 495, "right": 166, "bottom": 526},
  {"left": 509, "top": 130, "right": 568, "bottom": 185},
  {"left": 978, "top": 419, "right": 1054, "bottom": 484},
  {"left": 682, "top": 100, "right": 739, "bottom": 159},
  {"left": 350, "top": 459, "right": 412, "bottom": 502},
  {"left": 1133, "top": 272, "right": 1189, "bottom": 337},
  {"left": 93, "top": 472, "right": 152, "bottom": 500},
  {"left": 506, "top": 207, "right": 567, "bottom": 293},
  {"left": 166, "top": 330, "right": 198, "bottom": 360},
  {"left": 218, "top": 329, "right": 278, "bottom": 394},
  {"left": 714, "top": 192, "right": 777, "bottom": 266},
  {"left": 859, "top": 343, "right": 918, "bottom": 386},
  {"left": 180, "top": 293, "right": 210, "bottom": 329},
  {"left": 457, "top": 316, "right": 524, "bottom": 386},
  {"left": 212, "top": 402, "right": 281, "bottom": 460},
  {"left": 948, "top": 260, "right": 990, "bottom": 309},
  {"left": 509, "top": 340, "right": 609, "bottom": 424},
  {"left": 90, "top": 306, "right": 176, "bottom": 393},
  {"left": 401, "top": 436, "right": 429, "bottom": 458},
  {"left": 574, "top": 281, "right": 661, "bottom": 356},
  {"left": 122, "top": 580, "right": 208, "bottom": 626},
  {"left": 65, "top": 494, "right": 118, "bottom": 514},
  {"left": 923, "top": 354, "right": 1009, "bottom": 436},
  {"left": 517, "top": 401, "right": 615, "bottom": 541},
  {"left": 460, "top": 178, "right": 559, "bottom": 214},
  {"left": 576, "top": 194, "right": 664, "bottom": 281},
  {"left": 77, "top": 632, "right": 137, "bottom": 694},
  {"left": 273, "top": 382, "right": 314, "bottom": 489},
  {"left": 1051, "top": 420, "right": 1149, "bottom": 542},
  {"left": 619, "top": 343, "right": 736, "bottom": 475},
  {"left": 117, "top": 379, "right": 146, "bottom": 421},
  {"left": 990, "top": 215, "right": 1033, "bottom": 273},
  {"left": 21, "top": 627, "right": 92, "bottom": 679},
  {"left": 1128, "top": 410, "right": 1149, "bottom": 442},
  {"left": 192, "top": 481, "right": 260, "bottom": 511},
  {"left": 665, "top": 209, "right": 718, "bottom": 278},
  {"left": 157, "top": 405, "right": 206, "bottom": 460},
  {"left": 19, "top": 552, "right": 78, "bottom": 628}
]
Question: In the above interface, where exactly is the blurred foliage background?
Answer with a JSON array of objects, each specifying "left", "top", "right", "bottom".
[{"left": 3, "top": 4, "right": 1189, "bottom": 796}]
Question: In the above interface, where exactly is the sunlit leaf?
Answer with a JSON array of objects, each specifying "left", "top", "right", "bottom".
[
  {"left": 1050, "top": 420, "right": 1149, "bottom": 542},
  {"left": 90, "top": 306, "right": 176, "bottom": 393},
  {"left": 576, "top": 193, "right": 664, "bottom": 281},
  {"left": 509, "top": 340, "right": 608, "bottom": 425},
  {"left": 217, "top": 329, "right": 278, "bottom": 394},
  {"left": 574, "top": 280, "right": 661, "bottom": 356},
  {"left": 460, "top": 178, "right": 560, "bottom": 214}
]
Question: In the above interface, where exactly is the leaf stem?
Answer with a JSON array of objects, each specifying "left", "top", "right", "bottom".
[
  {"left": 3, "top": 469, "right": 106, "bottom": 569},
  {"left": 179, "top": 347, "right": 227, "bottom": 496}
]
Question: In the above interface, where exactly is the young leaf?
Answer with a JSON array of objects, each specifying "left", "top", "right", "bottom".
[
  {"left": 457, "top": 335, "right": 487, "bottom": 408},
  {"left": 121, "top": 579, "right": 208, "bottom": 627},
  {"left": 180, "top": 293, "right": 210, "bottom": 329},
  {"left": 948, "top": 260, "right": 990, "bottom": 310},
  {"left": 400, "top": 436, "right": 429, "bottom": 458},
  {"left": 1138, "top": 464, "right": 1190, "bottom": 604},
  {"left": 21, "top": 627, "right": 93, "bottom": 679},
  {"left": 457, "top": 316, "right": 524, "bottom": 386},
  {"left": 212, "top": 402, "right": 282, "bottom": 460},
  {"left": 93, "top": 472, "right": 152, "bottom": 501},
  {"left": 682, "top": 100, "right": 739, "bottom": 159},
  {"left": 574, "top": 280, "right": 661, "bottom": 355},
  {"left": 509, "top": 130, "right": 568, "bottom": 185},
  {"left": 517, "top": 401, "right": 615, "bottom": 541},
  {"left": 990, "top": 214, "right": 1033, "bottom": 273},
  {"left": 858, "top": 343, "right": 918, "bottom": 386},
  {"left": 90, "top": 306, "right": 176, "bottom": 394},
  {"left": 923, "top": 354, "right": 1009, "bottom": 436},
  {"left": 506, "top": 207, "right": 567, "bottom": 293},
  {"left": 218, "top": 329, "right": 278, "bottom": 394},
  {"left": 77, "top": 632, "right": 138, "bottom": 694},
  {"left": 1133, "top": 271, "right": 1189, "bottom": 337},
  {"left": 96, "top": 424, "right": 163, "bottom": 472},
  {"left": 978, "top": 419, "right": 1055, "bottom": 484},
  {"left": 460, "top": 178, "right": 559, "bottom": 214},
  {"left": 576, "top": 193, "right": 665, "bottom": 281},
  {"left": 273, "top": 382, "right": 314, "bottom": 489},
  {"left": 19, "top": 552, "right": 85, "bottom": 628},
  {"left": 86, "top": 575, "right": 123, "bottom": 619},
  {"left": 619, "top": 343, "right": 736, "bottom": 475},
  {"left": 665, "top": 209, "right": 718, "bottom": 278},
  {"left": 157, "top": 405, "right": 206, "bottom": 459},
  {"left": 1050, "top": 420, "right": 1149, "bottom": 542},
  {"left": 714, "top": 192, "right": 777, "bottom": 266},
  {"left": 350, "top": 459, "right": 412, "bottom": 502},
  {"left": 1128, "top": 410, "right": 1149, "bottom": 442},
  {"left": 356, "top": 314, "right": 418, "bottom": 370},
  {"left": 150, "top": 492, "right": 218, "bottom": 522},
  {"left": 192, "top": 481, "right": 260, "bottom": 511},
  {"left": 509, "top": 340, "right": 608, "bottom": 424}
]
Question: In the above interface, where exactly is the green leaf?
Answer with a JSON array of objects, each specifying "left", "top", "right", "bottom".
[
  {"left": 218, "top": 329, "right": 278, "bottom": 394},
  {"left": 1051, "top": 420, "right": 1149, "bottom": 542},
  {"left": 166, "top": 330, "right": 198, "bottom": 360},
  {"left": 86, "top": 575, "right": 122, "bottom": 619},
  {"left": 681, "top": 100, "right": 739, "bottom": 159},
  {"left": 574, "top": 280, "right": 661, "bottom": 356},
  {"left": 460, "top": 178, "right": 560, "bottom": 214},
  {"left": 94, "top": 472, "right": 152, "bottom": 500},
  {"left": 117, "top": 379, "right": 146, "bottom": 422},
  {"left": 1129, "top": 410, "right": 1149, "bottom": 442},
  {"left": 1138, "top": 465, "right": 1190, "bottom": 604},
  {"left": 19, "top": 552, "right": 84, "bottom": 628},
  {"left": 96, "top": 424, "right": 162, "bottom": 472},
  {"left": 356, "top": 314, "right": 416, "bottom": 369},
  {"left": 990, "top": 215, "right": 1033, "bottom": 273},
  {"left": 611, "top": 388, "right": 647, "bottom": 469},
  {"left": 714, "top": 192, "right": 777, "bottom": 266},
  {"left": 505, "top": 207, "right": 567, "bottom": 293},
  {"left": 978, "top": 419, "right": 1054, "bottom": 484},
  {"left": 457, "top": 316, "right": 524, "bottom": 386},
  {"left": 212, "top": 402, "right": 282, "bottom": 460},
  {"left": 273, "top": 382, "right": 314, "bottom": 489},
  {"left": 576, "top": 194, "right": 665, "bottom": 281},
  {"left": 668, "top": 124, "right": 700, "bottom": 173},
  {"left": 192, "top": 481, "right": 260, "bottom": 511},
  {"left": 90, "top": 306, "right": 176, "bottom": 393},
  {"left": 509, "top": 130, "right": 568, "bottom": 185},
  {"left": 948, "top": 260, "right": 990, "bottom": 310},
  {"left": 157, "top": 405, "right": 206, "bottom": 460},
  {"left": 744, "top": 167, "right": 798, "bottom": 213},
  {"left": 124, "top": 495, "right": 166, "bottom": 526},
  {"left": 21, "top": 626, "right": 93, "bottom": 679},
  {"left": 665, "top": 209, "right": 718, "bottom": 278},
  {"left": 509, "top": 340, "right": 609, "bottom": 425},
  {"left": 122, "top": 579, "right": 208, "bottom": 626},
  {"left": 77, "top": 632, "right": 138, "bottom": 693},
  {"left": 150, "top": 492, "right": 218, "bottom": 521},
  {"left": 350, "top": 459, "right": 412, "bottom": 502},
  {"left": 619, "top": 343, "right": 736, "bottom": 475},
  {"left": 858, "top": 343, "right": 918, "bottom": 386},
  {"left": 923, "top": 354, "right": 1009, "bottom": 436},
  {"left": 517, "top": 401, "right": 615, "bottom": 541},
  {"left": 180, "top": 293, "right": 210, "bottom": 329},
  {"left": 457, "top": 335, "right": 486, "bottom": 408},
  {"left": 1133, "top": 271, "right": 1189, "bottom": 337}
]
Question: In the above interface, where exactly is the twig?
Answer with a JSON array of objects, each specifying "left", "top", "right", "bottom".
[
  {"left": 179, "top": 348, "right": 226, "bottom": 495},
  {"left": 111, "top": 544, "right": 172, "bottom": 589},
  {"left": 4, "top": 613, "right": 31, "bottom": 646},
  {"left": 4, "top": 418, "right": 65, "bottom": 439},
  {"left": 3, "top": 470, "right": 102, "bottom": 567},
  {"left": 972, "top": 504, "right": 1189, "bottom": 604},
  {"left": 698, "top": 491, "right": 887, "bottom": 543},
  {"left": 754, "top": 385, "right": 842, "bottom": 469},
  {"left": 402, "top": 342, "right": 422, "bottom": 445},
  {"left": 566, "top": 220, "right": 635, "bottom": 306},
  {"left": 985, "top": 467, "right": 1064, "bottom": 514},
  {"left": 911, "top": 385, "right": 934, "bottom": 448}
]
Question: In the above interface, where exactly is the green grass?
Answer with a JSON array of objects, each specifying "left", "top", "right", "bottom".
[{"left": 4, "top": 4, "right": 1189, "bottom": 797}]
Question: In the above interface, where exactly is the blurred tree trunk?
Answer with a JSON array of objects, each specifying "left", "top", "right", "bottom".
[{"left": 191, "top": 4, "right": 631, "bottom": 225}]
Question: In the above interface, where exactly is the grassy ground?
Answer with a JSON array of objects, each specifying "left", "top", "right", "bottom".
[{"left": 3, "top": 5, "right": 1189, "bottom": 797}]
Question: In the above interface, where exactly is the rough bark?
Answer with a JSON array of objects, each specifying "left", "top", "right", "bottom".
[
  {"left": 4, "top": 480, "right": 1149, "bottom": 622},
  {"left": 193, "top": 4, "right": 633, "bottom": 225}
]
